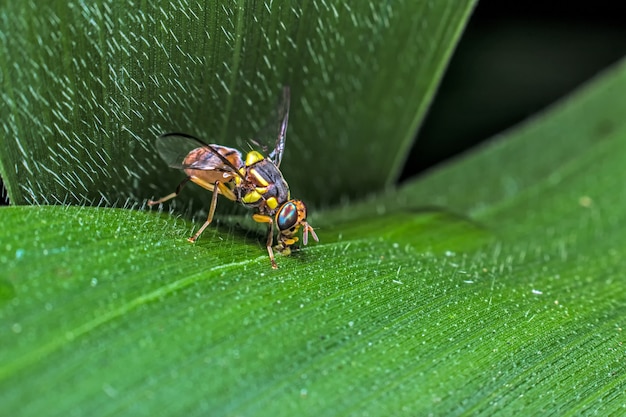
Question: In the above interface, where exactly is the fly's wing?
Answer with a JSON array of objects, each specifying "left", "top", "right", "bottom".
[
  {"left": 155, "top": 133, "right": 244, "bottom": 178},
  {"left": 268, "top": 86, "right": 290, "bottom": 167},
  {"left": 250, "top": 86, "right": 290, "bottom": 167}
]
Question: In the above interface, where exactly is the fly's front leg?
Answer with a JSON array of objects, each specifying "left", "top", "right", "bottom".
[
  {"left": 148, "top": 177, "right": 191, "bottom": 206},
  {"left": 252, "top": 213, "right": 277, "bottom": 269}
]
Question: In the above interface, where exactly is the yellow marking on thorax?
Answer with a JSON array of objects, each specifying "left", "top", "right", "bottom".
[
  {"left": 249, "top": 168, "right": 270, "bottom": 186},
  {"left": 266, "top": 197, "right": 278, "bottom": 210},
  {"left": 245, "top": 151, "right": 264, "bottom": 166},
  {"left": 242, "top": 190, "right": 263, "bottom": 204}
]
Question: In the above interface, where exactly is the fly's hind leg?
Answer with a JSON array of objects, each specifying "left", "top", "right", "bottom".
[
  {"left": 188, "top": 181, "right": 235, "bottom": 243},
  {"left": 252, "top": 214, "right": 277, "bottom": 269},
  {"left": 148, "top": 177, "right": 191, "bottom": 206}
]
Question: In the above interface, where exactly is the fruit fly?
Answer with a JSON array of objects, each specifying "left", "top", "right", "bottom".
[{"left": 148, "top": 86, "right": 318, "bottom": 268}]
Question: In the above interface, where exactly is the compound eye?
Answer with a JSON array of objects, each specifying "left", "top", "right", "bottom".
[{"left": 277, "top": 201, "right": 298, "bottom": 231}]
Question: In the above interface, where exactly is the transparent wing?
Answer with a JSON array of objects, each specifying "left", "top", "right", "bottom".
[
  {"left": 155, "top": 133, "right": 244, "bottom": 176},
  {"left": 268, "top": 86, "right": 290, "bottom": 167},
  {"left": 249, "top": 86, "right": 291, "bottom": 167}
]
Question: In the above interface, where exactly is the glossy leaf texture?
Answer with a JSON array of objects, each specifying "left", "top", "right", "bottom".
[
  {"left": 0, "top": 0, "right": 475, "bottom": 206},
  {"left": 2, "top": 57, "right": 626, "bottom": 415}
]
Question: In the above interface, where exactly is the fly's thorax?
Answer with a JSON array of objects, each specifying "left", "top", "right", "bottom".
[{"left": 237, "top": 157, "right": 290, "bottom": 213}]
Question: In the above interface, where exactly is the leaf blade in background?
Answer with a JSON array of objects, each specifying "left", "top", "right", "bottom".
[{"left": 0, "top": 0, "right": 476, "bottom": 206}]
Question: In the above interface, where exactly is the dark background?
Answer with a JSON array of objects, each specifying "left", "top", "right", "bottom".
[
  {"left": 2, "top": 1, "right": 626, "bottom": 205},
  {"left": 399, "top": 1, "right": 626, "bottom": 181}
]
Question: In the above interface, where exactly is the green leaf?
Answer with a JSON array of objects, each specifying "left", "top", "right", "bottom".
[
  {"left": 3, "top": 57, "right": 626, "bottom": 415},
  {"left": 0, "top": 0, "right": 475, "bottom": 206}
]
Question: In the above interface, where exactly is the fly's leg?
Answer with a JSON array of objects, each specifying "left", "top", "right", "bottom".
[
  {"left": 188, "top": 181, "right": 233, "bottom": 243},
  {"left": 265, "top": 221, "right": 277, "bottom": 269},
  {"left": 150, "top": 176, "right": 237, "bottom": 244},
  {"left": 252, "top": 214, "right": 277, "bottom": 269},
  {"left": 148, "top": 177, "right": 191, "bottom": 206}
]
